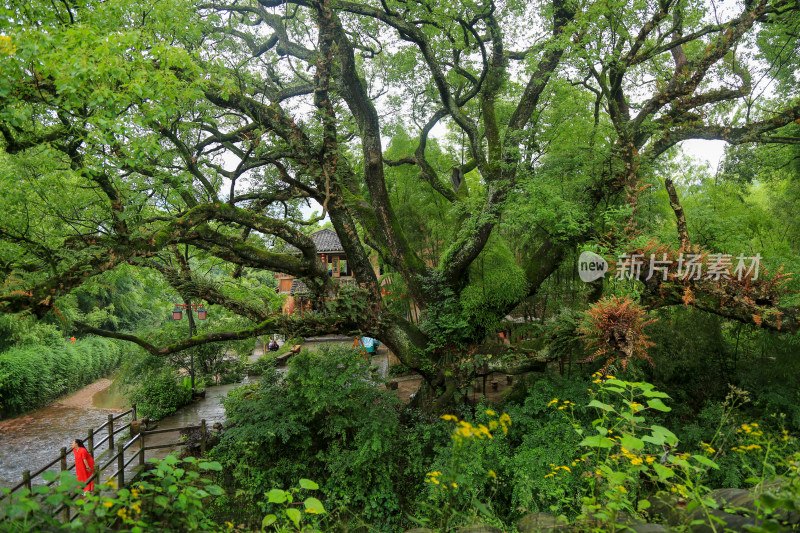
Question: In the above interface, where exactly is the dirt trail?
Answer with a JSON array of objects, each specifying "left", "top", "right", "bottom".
[{"left": 55, "top": 378, "right": 120, "bottom": 410}]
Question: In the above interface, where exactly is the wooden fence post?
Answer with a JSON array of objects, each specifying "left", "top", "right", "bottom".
[
  {"left": 117, "top": 442, "right": 124, "bottom": 488},
  {"left": 139, "top": 432, "right": 145, "bottom": 466},
  {"left": 60, "top": 447, "right": 69, "bottom": 522},
  {"left": 200, "top": 419, "right": 207, "bottom": 455},
  {"left": 22, "top": 470, "right": 31, "bottom": 492},
  {"left": 107, "top": 414, "right": 114, "bottom": 452},
  {"left": 87, "top": 428, "right": 94, "bottom": 456},
  {"left": 131, "top": 403, "right": 137, "bottom": 421}
]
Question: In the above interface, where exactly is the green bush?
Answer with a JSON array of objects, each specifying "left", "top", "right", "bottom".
[
  {"left": 0, "top": 455, "right": 225, "bottom": 532},
  {"left": 248, "top": 353, "right": 276, "bottom": 376},
  {"left": 0, "top": 336, "right": 125, "bottom": 418},
  {"left": 129, "top": 370, "right": 192, "bottom": 421},
  {"left": 210, "top": 345, "right": 407, "bottom": 530}
]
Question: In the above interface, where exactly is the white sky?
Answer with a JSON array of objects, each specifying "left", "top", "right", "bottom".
[{"left": 680, "top": 139, "right": 727, "bottom": 174}]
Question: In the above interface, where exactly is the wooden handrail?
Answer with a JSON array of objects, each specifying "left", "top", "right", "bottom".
[
  {"left": 0, "top": 405, "right": 136, "bottom": 502},
  {"left": 141, "top": 425, "right": 200, "bottom": 436},
  {"left": 2, "top": 416, "right": 208, "bottom": 524}
]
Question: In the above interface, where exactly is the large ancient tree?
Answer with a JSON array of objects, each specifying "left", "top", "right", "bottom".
[{"left": 1, "top": 0, "right": 799, "bottom": 407}]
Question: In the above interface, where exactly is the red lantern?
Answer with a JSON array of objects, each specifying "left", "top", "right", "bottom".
[
  {"left": 197, "top": 307, "right": 208, "bottom": 320},
  {"left": 172, "top": 307, "right": 183, "bottom": 320}
]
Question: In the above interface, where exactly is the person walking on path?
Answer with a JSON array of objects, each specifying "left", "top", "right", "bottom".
[{"left": 72, "top": 439, "right": 95, "bottom": 492}]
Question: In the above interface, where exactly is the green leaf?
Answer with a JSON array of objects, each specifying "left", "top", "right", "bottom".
[
  {"left": 579, "top": 435, "right": 615, "bottom": 448},
  {"left": 298, "top": 478, "right": 319, "bottom": 490},
  {"left": 642, "top": 434, "right": 664, "bottom": 446},
  {"left": 267, "top": 489, "right": 287, "bottom": 503},
  {"left": 652, "top": 463, "right": 674, "bottom": 481},
  {"left": 648, "top": 425, "right": 678, "bottom": 447},
  {"left": 286, "top": 507, "right": 302, "bottom": 527},
  {"left": 588, "top": 399, "right": 614, "bottom": 411},
  {"left": 262, "top": 514, "right": 277, "bottom": 527},
  {"left": 199, "top": 461, "right": 223, "bottom": 471},
  {"left": 647, "top": 399, "right": 671, "bottom": 412},
  {"left": 621, "top": 434, "right": 645, "bottom": 451},
  {"left": 304, "top": 497, "right": 326, "bottom": 515},
  {"left": 638, "top": 499, "right": 651, "bottom": 512},
  {"left": 692, "top": 455, "right": 719, "bottom": 470}
]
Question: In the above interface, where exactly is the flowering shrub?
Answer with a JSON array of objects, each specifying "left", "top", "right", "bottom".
[
  {"left": 547, "top": 374, "right": 800, "bottom": 531},
  {"left": 0, "top": 455, "right": 225, "bottom": 532},
  {"left": 415, "top": 410, "right": 511, "bottom": 530},
  {"left": 262, "top": 479, "right": 326, "bottom": 532}
]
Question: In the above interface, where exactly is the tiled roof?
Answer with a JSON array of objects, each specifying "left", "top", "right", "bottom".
[
  {"left": 290, "top": 279, "right": 309, "bottom": 295},
  {"left": 310, "top": 228, "right": 343, "bottom": 252},
  {"left": 285, "top": 228, "right": 343, "bottom": 254}
]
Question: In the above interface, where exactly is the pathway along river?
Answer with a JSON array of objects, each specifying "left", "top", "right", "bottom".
[
  {"left": 0, "top": 379, "right": 238, "bottom": 489},
  {"left": 0, "top": 338, "right": 389, "bottom": 490}
]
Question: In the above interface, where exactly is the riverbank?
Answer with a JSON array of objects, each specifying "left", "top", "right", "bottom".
[{"left": 0, "top": 376, "right": 125, "bottom": 488}]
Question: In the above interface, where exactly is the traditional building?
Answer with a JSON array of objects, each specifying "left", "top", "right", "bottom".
[{"left": 277, "top": 229, "right": 358, "bottom": 315}]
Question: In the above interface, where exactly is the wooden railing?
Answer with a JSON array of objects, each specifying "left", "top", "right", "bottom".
[
  {"left": 1, "top": 406, "right": 211, "bottom": 523},
  {"left": 1, "top": 406, "right": 136, "bottom": 501}
]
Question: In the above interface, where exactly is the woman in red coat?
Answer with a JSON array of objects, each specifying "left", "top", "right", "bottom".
[{"left": 72, "top": 439, "right": 95, "bottom": 492}]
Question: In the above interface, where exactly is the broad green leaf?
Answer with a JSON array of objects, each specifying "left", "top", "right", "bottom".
[
  {"left": 652, "top": 463, "right": 674, "bottom": 480},
  {"left": 621, "top": 434, "right": 645, "bottom": 450},
  {"left": 267, "top": 489, "right": 287, "bottom": 503},
  {"left": 262, "top": 514, "right": 277, "bottom": 527},
  {"left": 649, "top": 425, "right": 679, "bottom": 446},
  {"left": 647, "top": 399, "right": 671, "bottom": 412},
  {"left": 304, "top": 497, "right": 326, "bottom": 514},
  {"left": 588, "top": 399, "right": 614, "bottom": 411},
  {"left": 580, "top": 435, "right": 615, "bottom": 448},
  {"left": 642, "top": 390, "right": 670, "bottom": 399},
  {"left": 285, "top": 507, "right": 302, "bottom": 527},
  {"left": 692, "top": 455, "right": 719, "bottom": 470},
  {"left": 298, "top": 478, "right": 319, "bottom": 490}
]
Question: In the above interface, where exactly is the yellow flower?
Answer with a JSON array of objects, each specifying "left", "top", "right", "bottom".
[
  {"left": 488, "top": 470, "right": 497, "bottom": 479},
  {"left": 0, "top": 36, "right": 15, "bottom": 55},
  {"left": 618, "top": 485, "right": 627, "bottom": 493},
  {"left": 441, "top": 414, "right": 458, "bottom": 422},
  {"left": 226, "top": 521, "right": 234, "bottom": 529},
  {"left": 102, "top": 501, "right": 113, "bottom": 508},
  {"left": 485, "top": 409, "right": 496, "bottom": 416},
  {"left": 131, "top": 502, "right": 141, "bottom": 514},
  {"left": 630, "top": 457, "right": 643, "bottom": 466},
  {"left": 306, "top": 508, "right": 319, "bottom": 514},
  {"left": 451, "top": 483, "right": 457, "bottom": 488},
  {"left": 548, "top": 398, "right": 559, "bottom": 407}
]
